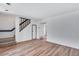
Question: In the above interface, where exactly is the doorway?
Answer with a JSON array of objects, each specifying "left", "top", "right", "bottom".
[{"left": 32, "top": 24, "right": 37, "bottom": 39}]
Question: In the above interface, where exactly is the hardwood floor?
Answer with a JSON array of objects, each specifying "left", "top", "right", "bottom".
[{"left": 0, "top": 39, "right": 79, "bottom": 56}]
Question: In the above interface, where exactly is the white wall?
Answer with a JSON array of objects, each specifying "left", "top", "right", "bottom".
[
  {"left": 42, "top": 11, "right": 79, "bottom": 49},
  {"left": 0, "top": 14, "right": 15, "bottom": 38},
  {"left": 15, "top": 16, "right": 43, "bottom": 42},
  {"left": 15, "top": 17, "right": 32, "bottom": 42}
]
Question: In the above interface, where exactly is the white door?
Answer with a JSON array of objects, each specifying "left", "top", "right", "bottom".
[
  {"left": 39, "top": 23, "right": 47, "bottom": 40},
  {"left": 32, "top": 24, "right": 37, "bottom": 39}
]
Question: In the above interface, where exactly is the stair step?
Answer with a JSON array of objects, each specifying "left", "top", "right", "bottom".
[
  {"left": 0, "top": 37, "right": 16, "bottom": 47},
  {"left": 0, "top": 41, "right": 16, "bottom": 47},
  {"left": 0, "top": 37, "right": 15, "bottom": 43},
  {"left": 0, "top": 40, "right": 16, "bottom": 44}
]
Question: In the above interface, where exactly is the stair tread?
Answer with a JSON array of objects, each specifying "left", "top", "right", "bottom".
[
  {"left": 0, "top": 37, "right": 15, "bottom": 43},
  {"left": 0, "top": 37, "right": 16, "bottom": 47},
  {"left": 0, "top": 41, "right": 16, "bottom": 45}
]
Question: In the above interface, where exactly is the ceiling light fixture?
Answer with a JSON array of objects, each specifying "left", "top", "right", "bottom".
[
  {"left": 6, "top": 3, "right": 11, "bottom": 5},
  {"left": 0, "top": 3, "right": 11, "bottom": 11}
]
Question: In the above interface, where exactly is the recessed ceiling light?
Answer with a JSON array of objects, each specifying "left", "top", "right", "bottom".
[
  {"left": 6, "top": 3, "right": 11, "bottom": 5},
  {"left": 5, "top": 9, "right": 8, "bottom": 11}
]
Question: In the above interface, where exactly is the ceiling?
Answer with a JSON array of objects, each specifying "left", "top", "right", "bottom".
[{"left": 0, "top": 3, "right": 79, "bottom": 20}]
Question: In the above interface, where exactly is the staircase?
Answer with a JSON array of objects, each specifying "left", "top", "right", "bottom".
[
  {"left": 0, "top": 37, "right": 16, "bottom": 47},
  {"left": 0, "top": 17, "right": 31, "bottom": 47}
]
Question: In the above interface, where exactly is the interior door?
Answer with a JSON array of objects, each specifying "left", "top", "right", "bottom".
[
  {"left": 39, "top": 23, "right": 47, "bottom": 40},
  {"left": 32, "top": 24, "right": 37, "bottom": 39}
]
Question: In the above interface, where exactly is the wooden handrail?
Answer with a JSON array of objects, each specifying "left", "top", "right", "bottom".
[
  {"left": 0, "top": 28, "right": 15, "bottom": 32},
  {"left": 19, "top": 19, "right": 30, "bottom": 25},
  {"left": 0, "top": 19, "right": 31, "bottom": 32},
  {"left": 19, "top": 19, "right": 31, "bottom": 32}
]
